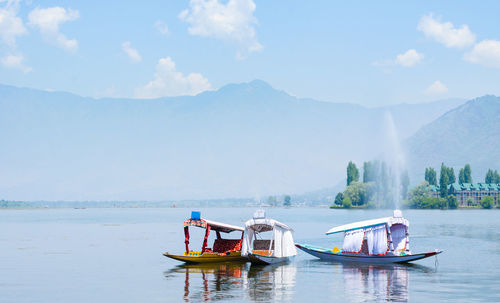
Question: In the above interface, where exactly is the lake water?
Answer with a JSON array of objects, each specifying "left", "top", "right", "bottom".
[{"left": 1, "top": 208, "right": 499, "bottom": 302}]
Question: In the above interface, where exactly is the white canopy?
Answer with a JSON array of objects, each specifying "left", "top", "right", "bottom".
[
  {"left": 326, "top": 210, "right": 409, "bottom": 235},
  {"left": 244, "top": 217, "right": 293, "bottom": 232},
  {"left": 241, "top": 210, "right": 297, "bottom": 258},
  {"left": 331, "top": 210, "right": 410, "bottom": 255},
  {"left": 204, "top": 219, "right": 244, "bottom": 233}
]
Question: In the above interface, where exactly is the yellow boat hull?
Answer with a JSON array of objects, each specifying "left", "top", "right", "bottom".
[{"left": 163, "top": 251, "right": 247, "bottom": 263}]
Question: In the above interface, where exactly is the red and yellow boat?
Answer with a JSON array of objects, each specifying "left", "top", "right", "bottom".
[{"left": 163, "top": 211, "right": 247, "bottom": 263}]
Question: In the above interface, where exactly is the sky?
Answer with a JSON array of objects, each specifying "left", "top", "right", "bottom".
[{"left": 1, "top": 0, "right": 500, "bottom": 106}]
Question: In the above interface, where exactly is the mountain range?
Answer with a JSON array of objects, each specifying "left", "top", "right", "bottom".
[
  {"left": 406, "top": 95, "right": 500, "bottom": 183},
  {"left": 0, "top": 80, "right": 475, "bottom": 201}
]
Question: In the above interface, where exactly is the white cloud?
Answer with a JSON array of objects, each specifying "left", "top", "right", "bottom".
[
  {"left": 179, "top": 0, "right": 262, "bottom": 58},
  {"left": 373, "top": 49, "right": 423, "bottom": 68},
  {"left": 464, "top": 40, "right": 500, "bottom": 68},
  {"left": 395, "top": 49, "right": 424, "bottom": 67},
  {"left": 135, "top": 57, "right": 211, "bottom": 98},
  {"left": 417, "top": 13, "right": 475, "bottom": 48},
  {"left": 28, "top": 6, "right": 79, "bottom": 52},
  {"left": 155, "top": 20, "right": 169, "bottom": 35},
  {"left": 1, "top": 54, "right": 32, "bottom": 73},
  {"left": 424, "top": 80, "right": 448, "bottom": 95},
  {"left": 121, "top": 41, "right": 142, "bottom": 63},
  {"left": 0, "top": 2, "right": 27, "bottom": 47}
]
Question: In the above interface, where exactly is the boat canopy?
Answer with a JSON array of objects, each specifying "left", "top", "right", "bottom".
[
  {"left": 326, "top": 210, "right": 409, "bottom": 235},
  {"left": 184, "top": 218, "right": 244, "bottom": 233},
  {"left": 327, "top": 210, "right": 410, "bottom": 256},
  {"left": 183, "top": 211, "right": 244, "bottom": 254},
  {"left": 241, "top": 210, "right": 297, "bottom": 258}
]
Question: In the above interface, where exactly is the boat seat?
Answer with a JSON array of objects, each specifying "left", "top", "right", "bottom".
[
  {"left": 212, "top": 239, "right": 242, "bottom": 253},
  {"left": 253, "top": 239, "right": 274, "bottom": 250},
  {"left": 252, "top": 250, "right": 272, "bottom": 256}
]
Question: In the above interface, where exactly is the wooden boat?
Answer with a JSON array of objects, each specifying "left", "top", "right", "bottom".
[
  {"left": 163, "top": 211, "right": 247, "bottom": 263},
  {"left": 242, "top": 210, "right": 297, "bottom": 265},
  {"left": 296, "top": 210, "right": 442, "bottom": 264}
]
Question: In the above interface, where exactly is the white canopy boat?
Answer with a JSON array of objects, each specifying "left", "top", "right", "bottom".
[
  {"left": 296, "top": 210, "right": 442, "bottom": 264},
  {"left": 242, "top": 210, "right": 297, "bottom": 265}
]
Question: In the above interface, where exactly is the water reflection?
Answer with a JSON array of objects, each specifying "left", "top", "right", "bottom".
[
  {"left": 164, "top": 261, "right": 435, "bottom": 302},
  {"left": 164, "top": 263, "right": 248, "bottom": 302},
  {"left": 164, "top": 262, "right": 297, "bottom": 302},
  {"left": 335, "top": 263, "right": 434, "bottom": 303},
  {"left": 246, "top": 264, "right": 297, "bottom": 302}
]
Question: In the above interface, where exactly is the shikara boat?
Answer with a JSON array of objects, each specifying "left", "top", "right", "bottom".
[
  {"left": 296, "top": 210, "right": 442, "bottom": 264},
  {"left": 241, "top": 210, "right": 297, "bottom": 265},
  {"left": 163, "top": 211, "right": 247, "bottom": 263}
]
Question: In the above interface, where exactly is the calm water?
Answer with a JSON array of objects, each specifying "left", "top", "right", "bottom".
[{"left": 1, "top": 208, "right": 499, "bottom": 302}]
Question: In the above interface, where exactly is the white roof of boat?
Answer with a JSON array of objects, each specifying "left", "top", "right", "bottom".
[
  {"left": 325, "top": 214, "right": 409, "bottom": 235},
  {"left": 245, "top": 218, "right": 293, "bottom": 231},
  {"left": 204, "top": 219, "right": 244, "bottom": 232}
]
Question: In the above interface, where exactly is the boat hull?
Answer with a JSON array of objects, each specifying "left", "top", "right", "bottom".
[
  {"left": 247, "top": 253, "right": 292, "bottom": 265},
  {"left": 295, "top": 244, "right": 442, "bottom": 264},
  {"left": 163, "top": 251, "right": 247, "bottom": 264}
]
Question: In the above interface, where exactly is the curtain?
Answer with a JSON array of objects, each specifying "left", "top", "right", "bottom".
[
  {"left": 273, "top": 226, "right": 283, "bottom": 257},
  {"left": 241, "top": 228, "right": 254, "bottom": 256},
  {"left": 342, "top": 229, "right": 365, "bottom": 253},
  {"left": 281, "top": 230, "right": 297, "bottom": 257},
  {"left": 365, "top": 225, "right": 388, "bottom": 255},
  {"left": 390, "top": 224, "right": 407, "bottom": 252}
]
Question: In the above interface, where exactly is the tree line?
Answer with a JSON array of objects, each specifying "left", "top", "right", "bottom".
[
  {"left": 334, "top": 160, "right": 409, "bottom": 208},
  {"left": 408, "top": 163, "right": 499, "bottom": 209},
  {"left": 336, "top": 162, "right": 500, "bottom": 209},
  {"left": 425, "top": 164, "right": 500, "bottom": 186}
]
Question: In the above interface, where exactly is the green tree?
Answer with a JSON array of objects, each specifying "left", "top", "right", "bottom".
[
  {"left": 401, "top": 170, "right": 410, "bottom": 200},
  {"left": 334, "top": 192, "right": 344, "bottom": 206},
  {"left": 485, "top": 169, "right": 494, "bottom": 183},
  {"left": 493, "top": 170, "right": 500, "bottom": 183},
  {"left": 459, "top": 164, "right": 473, "bottom": 183},
  {"left": 407, "top": 181, "right": 431, "bottom": 208},
  {"left": 447, "top": 195, "right": 458, "bottom": 209},
  {"left": 439, "top": 163, "right": 449, "bottom": 198},
  {"left": 447, "top": 167, "right": 456, "bottom": 184},
  {"left": 283, "top": 195, "right": 291, "bottom": 207},
  {"left": 347, "top": 161, "right": 359, "bottom": 186},
  {"left": 342, "top": 197, "right": 352, "bottom": 208},
  {"left": 417, "top": 197, "right": 447, "bottom": 209},
  {"left": 480, "top": 196, "right": 494, "bottom": 209},
  {"left": 425, "top": 167, "right": 437, "bottom": 186},
  {"left": 464, "top": 164, "right": 472, "bottom": 183},
  {"left": 343, "top": 182, "right": 367, "bottom": 206},
  {"left": 485, "top": 169, "right": 499, "bottom": 183},
  {"left": 458, "top": 168, "right": 465, "bottom": 184}
]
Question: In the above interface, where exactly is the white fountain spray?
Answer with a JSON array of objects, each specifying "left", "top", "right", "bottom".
[{"left": 382, "top": 112, "right": 406, "bottom": 209}]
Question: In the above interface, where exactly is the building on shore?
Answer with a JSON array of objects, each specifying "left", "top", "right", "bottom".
[{"left": 430, "top": 183, "right": 500, "bottom": 206}]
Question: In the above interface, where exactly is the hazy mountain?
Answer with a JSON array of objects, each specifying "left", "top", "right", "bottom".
[
  {"left": 406, "top": 95, "right": 500, "bottom": 183},
  {"left": 0, "top": 80, "right": 465, "bottom": 201}
]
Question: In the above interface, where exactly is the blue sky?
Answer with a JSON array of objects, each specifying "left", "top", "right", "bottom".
[{"left": 1, "top": 0, "right": 500, "bottom": 106}]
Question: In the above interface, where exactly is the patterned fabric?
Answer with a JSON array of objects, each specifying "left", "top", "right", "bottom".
[
  {"left": 212, "top": 239, "right": 242, "bottom": 253},
  {"left": 184, "top": 219, "right": 207, "bottom": 229}
]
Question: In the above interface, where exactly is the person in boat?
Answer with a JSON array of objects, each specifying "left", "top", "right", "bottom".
[{"left": 164, "top": 211, "right": 247, "bottom": 263}]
